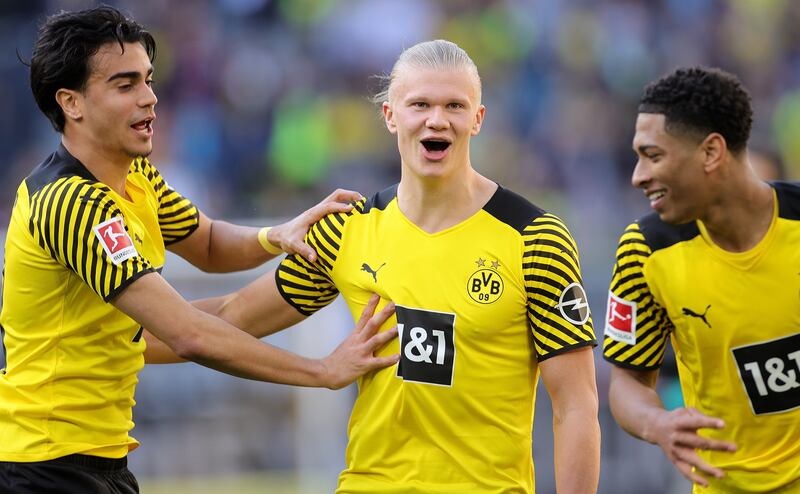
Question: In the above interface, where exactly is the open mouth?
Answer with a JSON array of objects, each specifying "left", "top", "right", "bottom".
[
  {"left": 421, "top": 139, "right": 451, "bottom": 153},
  {"left": 131, "top": 117, "right": 154, "bottom": 134}
]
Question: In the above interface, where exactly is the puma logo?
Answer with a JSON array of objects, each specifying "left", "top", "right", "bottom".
[
  {"left": 361, "top": 262, "right": 386, "bottom": 282},
  {"left": 682, "top": 304, "right": 711, "bottom": 328}
]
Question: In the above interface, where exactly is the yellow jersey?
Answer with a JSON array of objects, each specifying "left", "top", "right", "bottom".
[
  {"left": 0, "top": 145, "right": 198, "bottom": 461},
  {"left": 277, "top": 185, "right": 596, "bottom": 493},
  {"left": 603, "top": 182, "right": 800, "bottom": 493}
]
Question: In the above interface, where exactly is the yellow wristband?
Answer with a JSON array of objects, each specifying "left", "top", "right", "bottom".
[{"left": 258, "top": 227, "right": 283, "bottom": 255}]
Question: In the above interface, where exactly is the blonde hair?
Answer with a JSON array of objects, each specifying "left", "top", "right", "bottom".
[{"left": 373, "top": 39, "right": 481, "bottom": 105}]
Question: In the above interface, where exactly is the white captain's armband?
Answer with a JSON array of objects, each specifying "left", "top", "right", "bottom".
[{"left": 604, "top": 291, "right": 637, "bottom": 345}]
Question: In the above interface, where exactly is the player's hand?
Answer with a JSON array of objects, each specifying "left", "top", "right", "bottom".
[
  {"left": 650, "top": 407, "right": 737, "bottom": 487},
  {"left": 320, "top": 294, "right": 399, "bottom": 390},
  {"left": 267, "top": 188, "right": 363, "bottom": 262}
]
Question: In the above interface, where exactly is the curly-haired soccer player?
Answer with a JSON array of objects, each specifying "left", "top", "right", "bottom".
[{"left": 603, "top": 66, "right": 800, "bottom": 492}]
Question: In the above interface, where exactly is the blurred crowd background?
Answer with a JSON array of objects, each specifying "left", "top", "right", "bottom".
[{"left": 1, "top": 0, "right": 799, "bottom": 492}]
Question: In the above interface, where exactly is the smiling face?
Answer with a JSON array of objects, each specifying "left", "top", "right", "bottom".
[
  {"left": 631, "top": 113, "right": 711, "bottom": 224},
  {"left": 382, "top": 66, "right": 485, "bottom": 181},
  {"left": 62, "top": 41, "right": 157, "bottom": 163}
]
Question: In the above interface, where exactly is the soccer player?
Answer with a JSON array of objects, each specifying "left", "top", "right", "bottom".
[
  {"left": 0, "top": 7, "right": 398, "bottom": 493},
  {"left": 180, "top": 40, "right": 601, "bottom": 493},
  {"left": 603, "top": 66, "right": 800, "bottom": 492}
]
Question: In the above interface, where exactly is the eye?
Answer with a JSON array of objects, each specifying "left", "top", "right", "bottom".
[
  {"left": 447, "top": 102, "right": 464, "bottom": 110},
  {"left": 412, "top": 102, "right": 428, "bottom": 108},
  {"left": 145, "top": 79, "right": 154, "bottom": 87},
  {"left": 118, "top": 84, "right": 132, "bottom": 91}
]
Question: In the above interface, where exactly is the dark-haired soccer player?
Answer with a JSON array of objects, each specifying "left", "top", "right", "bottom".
[
  {"left": 177, "top": 40, "right": 600, "bottom": 493},
  {"left": 0, "top": 6, "right": 398, "bottom": 493},
  {"left": 603, "top": 66, "right": 800, "bottom": 492}
]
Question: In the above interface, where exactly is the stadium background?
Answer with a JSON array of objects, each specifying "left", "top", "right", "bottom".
[{"left": 1, "top": 0, "right": 798, "bottom": 492}]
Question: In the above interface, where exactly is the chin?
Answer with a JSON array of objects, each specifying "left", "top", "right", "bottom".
[
  {"left": 657, "top": 210, "right": 695, "bottom": 226},
  {"left": 127, "top": 144, "right": 153, "bottom": 159}
]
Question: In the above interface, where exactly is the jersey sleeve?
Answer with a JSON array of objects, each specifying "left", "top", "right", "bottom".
[
  {"left": 28, "top": 177, "right": 155, "bottom": 302},
  {"left": 524, "top": 213, "right": 596, "bottom": 361},
  {"left": 602, "top": 222, "right": 672, "bottom": 370},
  {"left": 136, "top": 158, "right": 199, "bottom": 245},
  {"left": 275, "top": 201, "right": 361, "bottom": 316}
]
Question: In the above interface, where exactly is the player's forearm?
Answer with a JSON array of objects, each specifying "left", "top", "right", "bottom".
[
  {"left": 191, "top": 274, "right": 305, "bottom": 338},
  {"left": 115, "top": 273, "right": 328, "bottom": 386},
  {"left": 608, "top": 367, "right": 666, "bottom": 444},
  {"left": 143, "top": 329, "right": 187, "bottom": 364},
  {"left": 553, "top": 406, "right": 600, "bottom": 493},
  {"left": 174, "top": 309, "right": 328, "bottom": 386},
  {"left": 203, "top": 220, "right": 273, "bottom": 272}
]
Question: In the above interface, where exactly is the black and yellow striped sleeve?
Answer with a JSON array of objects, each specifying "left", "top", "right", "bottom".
[
  {"left": 275, "top": 200, "right": 362, "bottom": 316},
  {"left": 524, "top": 213, "right": 596, "bottom": 361},
  {"left": 602, "top": 223, "right": 672, "bottom": 370},
  {"left": 135, "top": 158, "right": 199, "bottom": 245},
  {"left": 28, "top": 177, "right": 155, "bottom": 301}
]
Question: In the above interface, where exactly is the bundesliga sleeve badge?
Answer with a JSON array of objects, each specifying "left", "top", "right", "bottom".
[
  {"left": 605, "top": 291, "right": 637, "bottom": 344},
  {"left": 93, "top": 216, "right": 139, "bottom": 265}
]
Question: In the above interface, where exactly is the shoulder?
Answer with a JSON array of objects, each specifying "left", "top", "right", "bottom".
[
  {"left": 771, "top": 181, "right": 800, "bottom": 220},
  {"left": 25, "top": 145, "right": 97, "bottom": 196},
  {"left": 358, "top": 184, "right": 398, "bottom": 214},
  {"left": 482, "top": 185, "right": 547, "bottom": 233},
  {"left": 633, "top": 212, "right": 700, "bottom": 253}
]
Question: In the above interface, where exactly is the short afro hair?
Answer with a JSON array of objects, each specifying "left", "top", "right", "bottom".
[{"left": 638, "top": 66, "right": 752, "bottom": 154}]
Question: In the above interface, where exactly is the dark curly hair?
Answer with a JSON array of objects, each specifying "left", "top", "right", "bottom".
[
  {"left": 638, "top": 66, "right": 752, "bottom": 154},
  {"left": 29, "top": 5, "right": 156, "bottom": 133}
]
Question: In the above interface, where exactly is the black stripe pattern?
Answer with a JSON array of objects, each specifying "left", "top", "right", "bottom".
[
  {"left": 524, "top": 213, "right": 596, "bottom": 360},
  {"left": 28, "top": 176, "right": 154, "bottom": 301},
  {"left": 275, "top": 198, "right": 364, "bottom": 315},
  {"left": 602, "top": 223, "right": 672, "bottom": 369},
  {"left": 131, "top": 158, "right": 199, "bottom": 245}
]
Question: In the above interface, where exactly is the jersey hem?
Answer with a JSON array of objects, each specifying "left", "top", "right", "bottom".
[
  {"left": 537, "top": 339, "right": 597, "bottom": 362},
  {"left": 163, "top": 210, "right": 200, "bottom": 246},
  {"left": 103, "top": 267, "right": 157, "bottom": 302},
  {"left": 274, "top": 266, "right": 316, "bottom": 316},
  {"left": 602, "top": 353, "right": 661, "bottom": 371}
]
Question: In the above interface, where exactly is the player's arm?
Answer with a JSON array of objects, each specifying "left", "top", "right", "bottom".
[
  {"left": 168, "top": 188, "right": 362, "bottom": 271},
  {"left": 117, "top": 272, "right": 397, "bottom": 388},
  {"left": 143, "top": 268, "right": 302, "bottom": 363},
  {"left": 608, "top": 366, "right": 736, "bottom": 487},
  {"left": 540, "top": 347, "right": 600, "bottom": 494},
  {"left": 603, "top": 222, "right": 736, "bottom": 487},
  {"left": 146, "top": 203, "right": 357, "bottom": 364},
  {"left": 523, "top": 213, "right": 600, "bottom": 492}
]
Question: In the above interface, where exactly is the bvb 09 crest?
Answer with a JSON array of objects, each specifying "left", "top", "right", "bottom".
[{"left": 467, "top": 258, "right": 504, "bottom": 304}]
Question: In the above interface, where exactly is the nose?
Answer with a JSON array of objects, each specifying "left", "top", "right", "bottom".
[
  {"left": 631, "top": 158, "right": 650, "bottom": 189},
  {"left": 140, "top": 84, "right": 158, "bottom": 108},
  {"left": 426, "top": 106, "right": 449, "bottom": 130}
]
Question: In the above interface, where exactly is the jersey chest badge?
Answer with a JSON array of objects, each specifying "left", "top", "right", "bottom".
[
  {"left": 396, "top": 305, "right": 456, "bottom": 386},
  {"left": 732, "top": 333, "right": 800, "bottom": 415},
  {"left": 467, "top": 257, "right": 504, "bottom": 304}
]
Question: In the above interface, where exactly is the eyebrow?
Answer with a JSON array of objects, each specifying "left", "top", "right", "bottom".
[
  {"left": 636, "top": 144, "right": 661, "bottom": 154},
  {"left": 107, "top": 67, "right": 154, "bottom": 83}
]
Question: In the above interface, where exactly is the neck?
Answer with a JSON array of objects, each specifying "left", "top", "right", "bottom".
[
  {"left": 397, "top": 165, "right": 497, "bottom": 234},
  {"left": 699, "top": 163, "right": 773, "bottom": 252},
  {"left": 62, "top": 133, "right": 131, "bottom": 196}
]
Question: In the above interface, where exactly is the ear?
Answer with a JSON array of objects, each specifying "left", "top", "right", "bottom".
[
  {"left": 471, "top": 105, "right": 486, "bottom": 136},
  {"left": 700, "top": 132, "right": 726, "bottom": 173},
  {"left": 55, "top": 88, "right": 83, "bottom": 123},
  {"left": 382, "top": 101, "right": 397, "bottom": 134}
]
